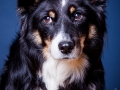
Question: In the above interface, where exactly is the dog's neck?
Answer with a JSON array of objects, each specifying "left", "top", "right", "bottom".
[{"left": 39, "top": 53, "right": 89, "bottom": 90}]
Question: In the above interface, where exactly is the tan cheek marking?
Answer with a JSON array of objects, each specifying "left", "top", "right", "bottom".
[
  {"left": 67, "top": 53, "right": 88, "bottom": 67},
  {"left": 32, "top": 30, "right": 42, "bottom": 45},
  {"left": 49, "top": 11, "right": 55, "bottom": 18},
  {"left": 42, "top": 39, "right": 51, "bottom": 58},
  {"left": 70, "top": 6, "right": 76, "bottom": 14},
  {"left": 80, "top": 37, "right": 86, "bottom": 49},
  {"left": 89, "top": 25, "right": 97, "bottom": 39},
  {"left": 64, "top": 53, "right": 89, "bottom": 82}
]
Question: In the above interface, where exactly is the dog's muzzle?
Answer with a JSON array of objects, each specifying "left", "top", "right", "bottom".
[{"left": 50, "top": 31, "right": 81, "bottom": 60}]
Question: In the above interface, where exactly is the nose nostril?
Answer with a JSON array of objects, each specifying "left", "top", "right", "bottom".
[{"left": 58, "top": 41, "right": 75, "bottom": 54}]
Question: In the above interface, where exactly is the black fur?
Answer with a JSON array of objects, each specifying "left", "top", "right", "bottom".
[{"left": 0, "top": 0, "right": 107, "bottom": 90}]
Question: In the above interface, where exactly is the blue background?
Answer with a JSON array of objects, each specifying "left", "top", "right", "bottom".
[{"left": 0, "top": 0, "right": 120, "bottom": 90}]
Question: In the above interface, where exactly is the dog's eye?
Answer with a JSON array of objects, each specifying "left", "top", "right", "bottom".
[
  {"left": 44, "top": 16, "right": 52, "bottom": 23},
  {"left": 74, "top": 13, "right": 82, "bottom": 21}
]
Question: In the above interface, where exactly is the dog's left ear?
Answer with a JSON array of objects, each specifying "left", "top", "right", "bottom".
[
  {"left": 17, "top": 0, "right": 40, "bottom": 15},
  {"left": 88, "top": 0, "right": 107, "bottom": 11}
]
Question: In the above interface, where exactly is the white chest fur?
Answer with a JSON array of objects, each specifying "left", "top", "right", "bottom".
[{"left": 41, "top": 54, "right": 89, "bottom": 90}]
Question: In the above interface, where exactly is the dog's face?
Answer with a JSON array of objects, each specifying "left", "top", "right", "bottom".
[
  {"left": 33, "top": 0, "right": 88, "bottom": 60},
  {"left": 18, "top": 0, "right": 106, "bottom": 61}
]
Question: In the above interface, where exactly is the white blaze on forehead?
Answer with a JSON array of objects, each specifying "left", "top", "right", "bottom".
[{"left": 62, "top": 0, "right": 68, "bottom": 7}]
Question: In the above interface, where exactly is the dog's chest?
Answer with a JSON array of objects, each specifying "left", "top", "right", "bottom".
[
  {"left": 41, "top": 58, "right": 67, "bottom": 90},
  {"left": 39, "top": 55, "right": 89, "bottom": 90}
]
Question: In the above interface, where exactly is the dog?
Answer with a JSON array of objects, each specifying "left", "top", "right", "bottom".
[{"left": 0, "top": 0, "right": 107, "bottom": 90}]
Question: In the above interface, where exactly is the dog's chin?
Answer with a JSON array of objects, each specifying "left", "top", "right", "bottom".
[{"left": 51, "top": 53, "right": 81, "bottom": 61}]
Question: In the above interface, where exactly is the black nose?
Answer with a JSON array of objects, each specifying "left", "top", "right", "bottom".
[{"left": 58, "top": 41, "right": 75, "bottom": 54}]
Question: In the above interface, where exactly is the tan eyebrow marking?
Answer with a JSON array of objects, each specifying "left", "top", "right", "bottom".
[
  {"left": 32, "top": 30, "right": 42, "bottom": 45},
  {"left": 70, "top": 6, "right": 76, "bottom": 14},
  {"left": 49, "top": 11, "right": 55, "bottom": 18}
]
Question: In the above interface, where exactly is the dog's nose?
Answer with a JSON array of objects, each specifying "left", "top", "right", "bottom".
[{"left": 58, "top": 41, "right": 74, "bottom": 54}]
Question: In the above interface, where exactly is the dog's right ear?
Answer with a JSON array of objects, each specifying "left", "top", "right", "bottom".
[
  {"left": 17, "top": 0, "right": 40, "bottom": 15},
  {"left": 88, "top": 0, "right": 107, "bottom": 12}
]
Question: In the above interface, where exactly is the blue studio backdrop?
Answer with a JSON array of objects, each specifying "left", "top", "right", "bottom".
[{"left": 0, "top": 0, "right": 120, "bottom": 90}]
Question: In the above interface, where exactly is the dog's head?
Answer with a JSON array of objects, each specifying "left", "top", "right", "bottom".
[{"left": 18, "top": 0, "right": 106, "bottom": 61}]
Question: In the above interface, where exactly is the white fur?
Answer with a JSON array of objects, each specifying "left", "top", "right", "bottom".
[
  {"left": 50, "top": 31, "right": 65, "bottom": 60},
  {"left": 42, "top": 53, "right": 89, "bottom": 90},
  {"left": 61, "top": 0, "right": 68, "bottom": 7}
]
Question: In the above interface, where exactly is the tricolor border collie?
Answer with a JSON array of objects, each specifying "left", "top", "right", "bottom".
[{"left": 0, "top": 0, "right": 107, "bottom": 90}]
